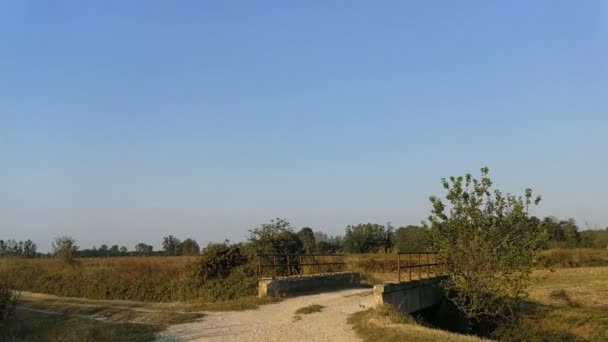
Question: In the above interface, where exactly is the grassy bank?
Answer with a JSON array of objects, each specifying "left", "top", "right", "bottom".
[
  {"left": 2, "top": 309, "right": 162, "bottom": 342},
  {"left": 348, "top": 305, "right": 489, "bottom": 342}
]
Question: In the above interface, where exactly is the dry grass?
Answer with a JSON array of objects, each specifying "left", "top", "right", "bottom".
[
  {"left": 537, "top": 248, "right": 608, "bottom": 268},
  {"left": 4, "top": 309, "right": 161, "bottom": 342},
  {"left": 509, "top": 267, "right": 608, "bottom": 341},
  {"left": 348, "top": 305, "right": 489, "bottom": 342},
  {"left": 529, "top": 267, "right": 608, "bottom": 308}
]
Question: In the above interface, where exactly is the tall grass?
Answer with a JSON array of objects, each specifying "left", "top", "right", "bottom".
[
  {"left": 0, "top": 256, "right": 256, "bottom": 302},
  {"left": 536, "top": 248, "right": 608, "bottom": 268}
]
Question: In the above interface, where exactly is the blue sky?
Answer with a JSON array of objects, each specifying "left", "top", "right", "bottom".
[{"left": 1, "top": 1, "right": 607, "bottom": 251}]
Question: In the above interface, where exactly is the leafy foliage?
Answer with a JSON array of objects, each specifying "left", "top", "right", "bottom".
[
  {"left": 135, "top": 243, "right": 154, "bottom": 255},
  {"left": 162, "top": 235, "right": 182, "bottom": 256},
  {"left": 393, "top": 225, "right": 432, "bottom": 252},
  {"left": 0, "top": 240, "right": 37, "bottom": 258},
  {"left": 297, "top": 227, "right": 316, "bottom": 254},
  {"left": 429, "top": 167, "right": 547, "bottom": 323},
  {"left": 343, "top": 223, "right": 388, "bottom": 253},
  {"left": 181, "top": 238, "right": 201, "bottom": 256},
  {"left": 194, "top": 243, "right": 247, "bottom": 280},
  {"left": 247, "top": 218, "right": 303, "bottom": 256},
  {"left": 52, "top": 236, "right": 79, "bottom": 265}
]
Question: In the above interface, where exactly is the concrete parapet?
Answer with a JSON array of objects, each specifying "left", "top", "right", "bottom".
[
  {"left": 258, "top": 272, "right": 361, "bottom": 297},
  {"left": 374, "top": 276, "right": 446, "bottom": 313}
]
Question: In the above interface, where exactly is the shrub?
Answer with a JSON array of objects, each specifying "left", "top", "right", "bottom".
[
  {"left": 52, "top": 236, "right": 78, "bottom": 265},
  {"left": 0, "top": 282, "right": 18, "bottom": 326},
  {"left": 429, "top": 168, "right": 547, "bottom": 325},
  {"left": 200, "top": 265, "right": 258, "bottom": 301},
  {"left": 194, "top": 243, "right": 247, "bottom": 280}
]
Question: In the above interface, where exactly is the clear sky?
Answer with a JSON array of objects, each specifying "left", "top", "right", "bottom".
[{"left": 1, "top": 1, "right": 607, "bottom": 252}]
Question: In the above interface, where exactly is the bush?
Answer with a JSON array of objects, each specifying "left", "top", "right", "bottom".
[
  {"left": 200, "top": 266, "right": 258, "bottom": 301},
  {"left": 0, "top": 282, "right": 18, "bottom": 326},
  {"left": 194, "top": 243, "right": 247, "bottom": 280},
  {"left": 429, "top": 168, "right": 546, "bottom": 324}
]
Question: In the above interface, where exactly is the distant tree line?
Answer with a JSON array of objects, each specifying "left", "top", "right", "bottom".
[
  {"left": 0, "top": 239, "right": 38, "bottom": 257},
  {"left": 3, "top": 217, "right": 607, "bottom": 260}
]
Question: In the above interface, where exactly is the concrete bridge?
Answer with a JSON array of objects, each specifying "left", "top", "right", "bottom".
[
  {"left": 373, "top": 276, "right": 446, "bottom": 313},
  {"left": 256, "top": 252, "right": 447, "bottom": 314}
]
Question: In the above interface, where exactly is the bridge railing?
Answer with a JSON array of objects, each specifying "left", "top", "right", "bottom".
[
  {"left": 397, "top": 252, "right": 445, "bottom": 282},
  {"left": 256, "top": 253, "right": 346, "bottom": 278}
]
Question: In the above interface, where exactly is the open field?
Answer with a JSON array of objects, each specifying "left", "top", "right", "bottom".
[
  {"left": 1, "top": 248, "right": 606, "bottom": 302},
  {"left": 348, "top": 266, "right": 608, "bottom": 342},
  {"left": 520, "top": 267, "right": 608, "bottom": 341},
  {"left": 0, "top": 256, "right": 257, "bottom": 302},
  {"left": 2, "top": 251, "right": 608, "bottom": 341}
]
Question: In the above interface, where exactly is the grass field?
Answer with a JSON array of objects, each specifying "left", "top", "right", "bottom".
[
  {"left": 2, "top": 250, "right": 608, "bottom": 341},
  {"left": 349, "top": 266, "right": 608, "bottom": 342}
]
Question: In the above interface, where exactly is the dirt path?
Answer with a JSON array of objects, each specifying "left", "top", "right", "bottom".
[{"left": 156, "top": 288, "right": 374, "bottom": 342}]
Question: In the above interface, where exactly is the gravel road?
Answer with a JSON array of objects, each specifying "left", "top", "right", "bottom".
[{"left": 156, "top": 288, "right": 374, "bottom": 342}]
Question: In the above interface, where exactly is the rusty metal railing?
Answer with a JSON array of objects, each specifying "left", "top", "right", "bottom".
[
  {"left": 256, "top": 253, "right": 345, "bottom": 278},
  {"left": 397, "top": 252, "right": 445, "bottom": 282}
]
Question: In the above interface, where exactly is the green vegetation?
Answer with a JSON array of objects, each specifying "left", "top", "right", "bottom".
[
  {"left": 343, "top": 223, "right": 391, "bottom": 253},
  {"left": 429, "top": 167, "right": 546, "bottom": 326},
  {"left": 2, "top": 167, "right": 608, "bottom": 340},
  {"left": 0, "top": 282, "right": 18, "bottom": 327},
  {"left": 350, "top": 267, "right": 608, "bottom": 342},
  {"left": 3, "top": 309, "right": 162, "bottom": 342},
  {"left": 0, "top": 239, "right": 37, "bottom": 257},
  {"left": 297, "top": 227, "right": 316, "bottom": 254},
  {"left": 294, "top": 304, "right": 324, "bottom": 315},
  {"left": 0, "top": 256, "right": 201, "bottom": 302},
  {"left": 180, "top": 238, "right": 201, "bottom": 256},
  {"left": 393, "top": 225, "right": 432, "bottom": 252},
  {"left": 496, "top": 267, "right": 608, "bottom": 341},
  {"left": 52, "top": 235, "right": 79, "bottom": 265},
  {"left": 348, "top": 305, "right": 488, "bottom": 342}
]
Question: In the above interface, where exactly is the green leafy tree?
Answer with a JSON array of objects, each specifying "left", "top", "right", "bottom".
[
  {"left": 247, "top": 218, "right": 303, "bottom": 276},
  {"left": 394, "top": 225, "right": 432, "bottom": 252},
  {"left": 98, "top": 244, "right": 109, "bottom": 256},
  {"left": 194, "top": 242, "right": 247, "bottom": 280},
  {"left": 22, "top": 239, "right": 37, "bottom": 258},
  {"left": 247, "top": 218, "right": 303, "bottom": 256},
  {"left": 109, "top": 245, "right": 120, "bottom": 256},
  {"left": 561, "top": 219, "right": 581, "bottom": 248},
  {"left": 429, "top": 167, "right": 547, "bottom": 326},
  {"left": 297, "top": 227, "right": 316, "bottom": 254},
  {"left": 162, "top": 235, "right": 182, "bottom": 256},
  {"left": 181, "top": 238, "right": 201, "bottom": 255},
  {"left": 52, "top": 235, "right": 79, "bottom": 264},
  {"left": 135, "top": 243, "right": 154, "bottom": 255},
  {"left": 342, "top": 223, "right": 387, "bottom": 253}
]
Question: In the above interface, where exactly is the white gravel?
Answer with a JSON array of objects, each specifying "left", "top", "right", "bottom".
[{"left": 157, "top": 288, "right": 374, "bottom": 342}]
